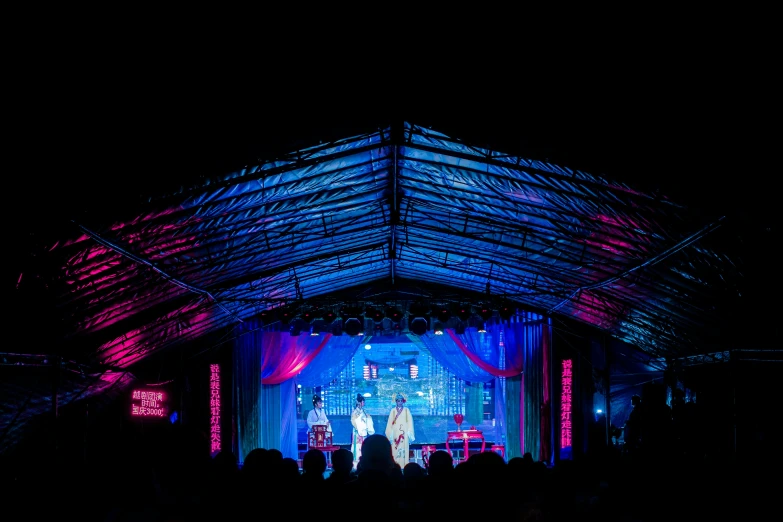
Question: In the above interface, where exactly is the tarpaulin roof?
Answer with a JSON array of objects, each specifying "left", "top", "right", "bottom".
[{"left": 4, "top": 117, "right": 775, "bottom": 457}]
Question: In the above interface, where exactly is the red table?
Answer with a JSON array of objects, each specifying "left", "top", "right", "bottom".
[{"left": 445, "top": 429, "right": 485, "bottom": 461}]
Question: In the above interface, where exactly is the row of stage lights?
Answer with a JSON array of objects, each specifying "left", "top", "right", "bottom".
[{"left": 257, "top": 301, "right": 517, "bottom": 336}]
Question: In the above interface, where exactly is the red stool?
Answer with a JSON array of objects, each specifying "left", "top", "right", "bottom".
[
  {"left": 421, "top": 445, "right": 437, "bottom": 469},
  {"left": 490, "top": 444, "right": 505, "bottom": 459}
]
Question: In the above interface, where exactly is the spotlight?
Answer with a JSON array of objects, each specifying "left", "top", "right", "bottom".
[
  {"left": 323, "top": 309, "right": 337, "bottom": 323},
  {"left": 331, "top": 321, "right": 343, "bottom": 336},
  {"left": 384, "top": 306, "right": 403, "bottom": 324},
  {"left": 365, "top": 305, "right": 384, "bottom": 324},
  {"left": 478, "top": 306, "right": 494, "bottom": 321},
  {"left": 433, "top": 322, "right": 445, "bottom": 335},
  {"left": 455, "top": 304, "right": 472, "bottom": 322},
  {"left": 279, "top": 307, "right": 296, "bottom": 325},
  {"left": 289, "top": 318, "right": 306, "bottom": 336},
  {"left": 409, "top": 317, "right": 428, "bottom": 336},
  {"left": 302, "top": 307, "right": 321, "bottom": 323},
  {"left": 344, "top": 317, "right": 363, "bottom": 336},
  {"left": 498, "top": 303, "right": 515, "bottom": 321},
  {"left": 310, "top": 319, "right": 327, "bottom": 335},
  {"left": 433, "top": 305, "right": 451, "bottom": 323},
  {"left": 258, "top": 308, "right": 276, "bottom": 326}
]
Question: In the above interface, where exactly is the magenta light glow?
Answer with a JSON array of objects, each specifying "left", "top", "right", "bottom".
[{"left": 210, "top": 364, "right": 221, "bottom": 455}]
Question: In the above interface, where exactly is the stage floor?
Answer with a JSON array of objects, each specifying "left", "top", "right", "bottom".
[{"left": 298, "top": 415, "right": 500, "bottom": 447}]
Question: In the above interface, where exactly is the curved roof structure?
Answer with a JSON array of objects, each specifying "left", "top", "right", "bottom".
[{"left": 3, "top": 118, "right": 775, "bottom": 457}]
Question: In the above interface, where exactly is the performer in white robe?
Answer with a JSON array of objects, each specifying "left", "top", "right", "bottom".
[
  {"left": 350, "top": 394, "right": 374, "bottom": 468},
  {"left": 385, "top": 392, "right": 415, "bottom": 469},
  {"left": 307, "top": 394, "right": 331, "bottom": 432}
]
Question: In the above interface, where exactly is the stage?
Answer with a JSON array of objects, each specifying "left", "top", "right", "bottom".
[{"left": 296, "top": 415, "right": 502, "bottom": 465}]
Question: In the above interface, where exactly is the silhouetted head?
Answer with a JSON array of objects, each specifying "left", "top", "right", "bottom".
[
  {"left": 331, "top": 448, "right": 354, "bottom": 473},
  {"left": 427, "top": 450, "right": 454, "bottom": 476},
  {"left": 403, "top": 461, "right": 425, "bottom": 479},
  {"left": 302, "top": 449, "right": 327, "bottom": 476},
  {"left": 359, "top": 434, "right": 395, "bottom": 472},
  {"left": 632, "top": 394, "right": 641, "bottom": 406},
  {"left": 241, "top": 448, "right": 267, "bottom": 475}
]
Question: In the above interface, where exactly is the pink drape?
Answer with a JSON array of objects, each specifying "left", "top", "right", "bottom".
[{"left": 261, "top": 332, "right": 332, "bottom": 384}]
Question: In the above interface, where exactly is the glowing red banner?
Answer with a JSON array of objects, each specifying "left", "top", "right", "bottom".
[
  {"left": 560, "top": 359, "right": 573, "bottom": 449},
  {"left": 210, "top": 364, "right": 221, "bottom": 455},
  {"left": 130, "top": 389, "right": 166, "bottom": 418}
]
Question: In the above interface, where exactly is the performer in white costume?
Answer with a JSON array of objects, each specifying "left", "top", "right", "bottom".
[
  {"left": 307, "top": 394, "right": 331, "bottom": 432},
  {"left": 385, "top": 392, "right": 415, "bottom": 469},
  {"left": 350, "top": 394, "right": 374, "bottom": 468}
]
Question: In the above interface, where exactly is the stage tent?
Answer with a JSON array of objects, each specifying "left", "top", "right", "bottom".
[{"left": 4, "top": 121, "right": 773, "bottom": 467}]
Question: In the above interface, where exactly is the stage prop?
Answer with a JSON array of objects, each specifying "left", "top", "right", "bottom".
[
  {"left": 308, "top": 425, "right": 340, "bottom": 467},
  {"left": 446, "top": 428, "right": 486, "bottom": 462}
]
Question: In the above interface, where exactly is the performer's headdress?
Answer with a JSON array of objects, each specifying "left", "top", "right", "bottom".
[
  {"left": 356, "top": 393, "right": 365, "bottom": 404},
  {"left": 313, "top": 394, "right": 322, "bottom": 407},
  {"left": 394, "top": 393, "right": 406, "bottom": 403}
]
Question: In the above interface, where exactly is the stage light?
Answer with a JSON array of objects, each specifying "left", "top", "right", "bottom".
[
  {"left": 364, "top": 344, "right": 372, "bottom": 350},
  {"left": 344, "top": 317, "right": 363, "bottom": 336},
  {"left": 279, "top": 307, "right": 296, "bottom": 325},
  {"left": 478, "top": 307, "right": 494, "bottom": 321},
  {"left": 302, "top": 307, "right": 322, "bottom": 323},
  {"left": 258, "top": 308, "right": 276, "bottom": 326},
  {"left": 433, "top": 322, "right": 445, "bottom": 335},
  {"left": 433, "top": 305, "right": 451, "bottom": 323},
  {"left": 385, "top": 306, "right": 403, "bottom": 324},
  {"left": 409, "top": 361, "right": 419, "bottom": 379},
  {"left": 409, "top": 317, "right": 428, "bottom": 336},
  {"left": 331, "top": 321, "right": 343, "bottom": 336},
  {"left": 498, "top": 303, "right": 515, "bottom": 321},
  {"left": 323, "top": 309, "right": 337, "bottom": 323},
  {"left": 455, "top": 304, "right": 472, "bottom": 322},
  {"left": 289, "top": 318, "right": 305, "bottom": 336},
  {"left": 365, "top": 305, "right": 384, "bottom": 323}
]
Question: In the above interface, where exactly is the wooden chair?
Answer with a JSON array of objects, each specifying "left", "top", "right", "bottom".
[
  {"left": 490, "top": 444, "right": 505, "bottom": 459},
  {"left": 420, "top": 445, "right": 437, "bottom": 469},
  {"left": 308, "top": 425, "right": 340, "bottom": 467}
]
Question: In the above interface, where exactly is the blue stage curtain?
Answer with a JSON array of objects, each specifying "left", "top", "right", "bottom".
[
  {"left": 294, "top": 334, "right": 366, "bottom": 387},
  {"left": 504, "top": 312, "right": 549, "bottom": 462},
  {"left": 233, "top": 319, "right": 264, "bottom": 463},
  {"left": 416, "top": 330, "right": 494, "bottom": 383},
  {"left": 505, "top": 374, "right": 522, "bottom": 460},
  {"left": 278, "top": 379, "right": 298, "bottom": 460}
]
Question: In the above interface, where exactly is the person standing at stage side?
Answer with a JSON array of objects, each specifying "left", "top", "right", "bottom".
[
  {"left": 351, "top": 394, "right": 374, "bottom": 468},
  {"left": 623, "top": 394, "right": 642, "bottom": 458},
  {"left": 307, "top": 394, "right": 331, "bottom": 432},
  {"left": 385, "top": 392, "right": 415, "bottom": 469}
]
